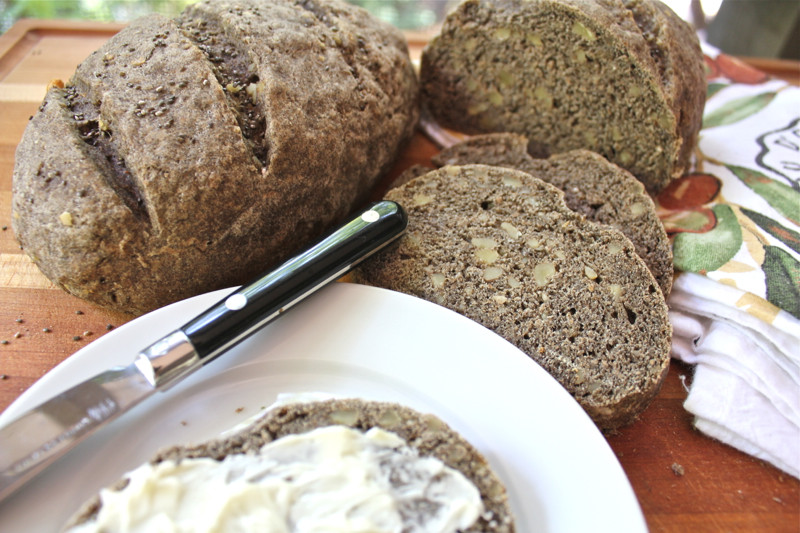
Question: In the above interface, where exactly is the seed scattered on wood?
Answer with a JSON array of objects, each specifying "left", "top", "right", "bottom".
[
  {"left": 0, "top": 374, "right": 8, "bottom": 380},
  {"left": 42, "top": 327, "right": 52, "bottom": 333},
  {"left": 1, "top": 340, "right": 8, "bottom": 345},
  {"left": 72, "top": 335, "right": 82, "bottom": 341},
  {"left": 13, "top": 332, "right": 21, "bottom": 339},
  {"left": 75, "top": 310, "right": 84, "bottom": 315},
  {"left": 106, "top": 324, "right": 115, "bottom": 331}
]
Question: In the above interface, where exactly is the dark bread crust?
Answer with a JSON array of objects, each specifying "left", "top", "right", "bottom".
[
  {"left": 623, "top": 0, "right": 706, "bottom": 179},
  {"left": 420, "top": 0, "right": 705, "bottom": 193},
  {"left": 65, "top": 399, "right": 516, "bottom": 533},
  {"left": 431, "top": 133, "right": 673, "bottom": 297},
  {"left": 355, "top": 164, "right": 672, "bottom": 429},
  {"left": 12, "top": 0, "right": 418, "bottom": 315}
]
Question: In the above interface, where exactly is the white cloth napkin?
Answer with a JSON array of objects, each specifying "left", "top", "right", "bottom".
[{"left": 669, "top": 273, "right": 800, "bottom": 478}]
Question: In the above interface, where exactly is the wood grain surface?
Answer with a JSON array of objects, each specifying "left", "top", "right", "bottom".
[{"left": 0, "top": 19, "right": 798, "bottom": 532}]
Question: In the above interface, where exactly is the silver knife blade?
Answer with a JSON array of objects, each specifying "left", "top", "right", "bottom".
[{"left": 0, "top": 362, "right": 154, "bottom": 500}]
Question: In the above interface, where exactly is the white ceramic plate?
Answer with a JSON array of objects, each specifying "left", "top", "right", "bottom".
[{"left": 0, "top": 283, "right": 645, "bottom": 531}]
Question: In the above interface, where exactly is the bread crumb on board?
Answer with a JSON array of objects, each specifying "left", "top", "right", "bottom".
[{"left": 671, "top": 462, "right": 685, "bottom": 476}]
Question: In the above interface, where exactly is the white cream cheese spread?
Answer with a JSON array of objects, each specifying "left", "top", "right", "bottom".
[{"left": 66, "top": 426, "right": 483, "bottom": 533}]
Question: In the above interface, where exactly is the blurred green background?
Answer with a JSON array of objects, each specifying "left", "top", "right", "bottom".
[
  {"left": 0, "top": 0, "right": 456, "bottom": 34},
  {"left": 1, "top": 0, "right": 796, "bottom": 58}
]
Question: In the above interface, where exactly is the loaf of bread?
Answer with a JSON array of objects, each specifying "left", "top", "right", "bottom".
[
  {"left": 429, "top": 133, "right": 673, "bottom": 297},
  {"left": 420, "top": 0, "right": 705, "bottom": 194},
  {"left": 63, "top": 398, "right": 516, "bottom": 532},
  {"left": 354, "top": 164, "right": 672, "bottom": 429},
  {"left": 12, "top": 0, "right": 418, "bottom": 315}
]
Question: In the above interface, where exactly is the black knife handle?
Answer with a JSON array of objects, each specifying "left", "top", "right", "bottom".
[{"left": 181, "top": 200, "right": 406, "bottom": 364}]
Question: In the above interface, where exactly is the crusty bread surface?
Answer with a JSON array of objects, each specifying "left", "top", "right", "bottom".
[{"left": 13, "top": 0, "right": 418, "bottom": 315}]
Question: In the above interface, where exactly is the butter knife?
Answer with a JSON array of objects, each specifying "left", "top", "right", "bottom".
[{"left": 0, "top": 200, "right": 407, "bottom": 503}]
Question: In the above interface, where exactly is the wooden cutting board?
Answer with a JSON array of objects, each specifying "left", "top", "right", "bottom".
[{"left": 0, "top": 18, "right": 798, "bottom": 532}]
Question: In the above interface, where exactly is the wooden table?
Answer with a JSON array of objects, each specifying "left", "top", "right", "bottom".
[{"left": 1, "top": 19, "right": 798, "bottom": 532}]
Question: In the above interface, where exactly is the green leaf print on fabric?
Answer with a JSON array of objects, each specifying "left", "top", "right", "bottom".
[
  {"left": 702, "top": 92, "right": 776, "bottom": 129},
  {"left": 673, "top": 204, "right": 742, "bottom": 272},
  {"left": 707, "top": 82, "right": 728, "bottom": 99},
  {"left": 741, "top": 207, "right": 800, "bottom": 254},
  {"left": 763, "top": 245, "right": 800, "bottom": 319},
  {"left": 728, "top": 165, "right": 800, "bottom": 225}
]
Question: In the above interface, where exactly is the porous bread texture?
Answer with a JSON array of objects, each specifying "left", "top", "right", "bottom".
[
  {"left": 64, "top": 399, "right": 516, "bottom": 533},
  {"left": 354, "top": 164, "right": 672, "bottom": 429},
  {"left": 12, "top": 0, "right": 418, "bottom": 315},
  {"left": 420, "top": 0, "right": 706, "bottom": 194},
  {"left": 429, "top": 133, "right": 673, "bottom": 297}
]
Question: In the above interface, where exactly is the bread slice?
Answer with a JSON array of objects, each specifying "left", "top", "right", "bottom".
[
  {"left": 354, "top": 164, "right": 671, "bottom": 429},
  {"left": 420, "top": 0, "right": 706, "bottom": 194},
  {"left": 64, "top": 399, "right": 515, "bottom": 533},
  {"left": 430, "top": 133, "right": 673, "bottom": 297}
]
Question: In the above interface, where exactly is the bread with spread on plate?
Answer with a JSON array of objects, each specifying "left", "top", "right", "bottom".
[{"left": 62, "top": 399, "right": 516, "bottom": 533}]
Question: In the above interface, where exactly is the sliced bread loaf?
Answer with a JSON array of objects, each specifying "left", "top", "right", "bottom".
[
  {"left": 354, "top": 164, "right": 672, "bottom": 429},
  {"left": 64, "top": 399, "right": 515, "bottom": 533},
  {"left": 431, "top": 133, "right": 673, "bottom": 297},
  {"left": 420, "top": 0, "right": 706, "bottom": 193}
]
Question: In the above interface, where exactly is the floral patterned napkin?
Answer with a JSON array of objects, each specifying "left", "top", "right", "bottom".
[
  {"left": 658, "top": 49, "right": 798, "bottom": 321},
  {"left": 658, "top": 46, "right": 799, "bottom": 478}
]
